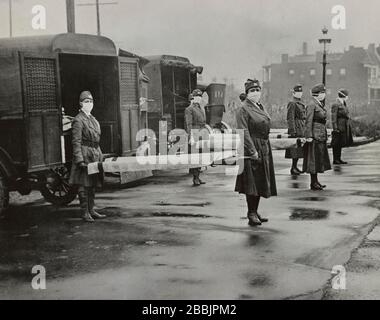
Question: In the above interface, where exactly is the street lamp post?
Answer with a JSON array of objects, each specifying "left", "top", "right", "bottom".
[
  {"left": 319, "top": 26, "right": 332, "bottom": 86},
  {"left": 9, "top": 0, "right": 12, "bottom": 37}
]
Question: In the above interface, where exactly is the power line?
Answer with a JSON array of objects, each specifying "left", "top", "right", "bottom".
[{"left": 77, "top": 0, "right": 118, "bottom": 36}]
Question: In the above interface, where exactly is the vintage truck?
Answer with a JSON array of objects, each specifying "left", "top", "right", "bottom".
[{"left": 0, "top": 33, "right": 143, "bottom": 214}]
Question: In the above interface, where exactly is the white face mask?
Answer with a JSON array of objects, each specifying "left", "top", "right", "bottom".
[
  {"left": 293, "top": 92, "right": 303, "bottom": 99},
  {"left": 316, "top": 93, "right": 326, "bottom": 101},
  {"left": 193, "top": 96, "right": 202, "bottom": 104},
  {"left": 247, "top": 91, "right": 261, "bottom": 103},
  {"left": 81, "top": 101, "right": 93, "bottom": 114}
]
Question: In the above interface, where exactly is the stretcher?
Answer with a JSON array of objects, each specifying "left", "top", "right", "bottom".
[
  {"left": 87, "top": 150, "right": 238, "bottom": 175},
  {"left": 87, "top": 136, "right": 302, "bottom": 175}
]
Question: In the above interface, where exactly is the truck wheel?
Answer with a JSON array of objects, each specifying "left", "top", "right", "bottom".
[
  {"left": 0, "top": 176, "right": 9, "bottom": 215},
  {"left": 40, "top": 166, "right": 78, "bottom": 206}
]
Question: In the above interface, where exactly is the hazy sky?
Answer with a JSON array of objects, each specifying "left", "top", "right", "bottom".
[{"left": 0, "top": 0, "right": 379, "bottom": 89}]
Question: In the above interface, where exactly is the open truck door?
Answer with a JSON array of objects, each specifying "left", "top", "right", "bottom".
[
  {"left": 19, "top": 52, "right": 77, "bottom": 206},
  {"left": 19, "top": 53, "right": 63, "bottom": 171},
  {"left": 118, "top": 56, "right": 140, "bottom": 156}
]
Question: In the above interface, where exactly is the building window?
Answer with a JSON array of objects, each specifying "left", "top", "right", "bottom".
[
  {"left": 310, "top": 68, "right": 316, "bottom": 77},
  {"left": 370, "top": 68, "right": 377, "bottom": 80},
  {"left": 340, "top": 68, "right": 346, "bottom": 76},
  {"left": 289, "top": 69, "right": 295, "bottom": 76},
  {"left": 326, "top": 68, "right": 332, "bottom": 76}
]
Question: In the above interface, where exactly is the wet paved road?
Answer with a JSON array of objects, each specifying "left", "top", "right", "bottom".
[{"left": 0, "top": 141, "right": 379, "bottom": 299}]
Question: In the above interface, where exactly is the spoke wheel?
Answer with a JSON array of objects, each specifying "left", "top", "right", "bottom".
[{"left": 40, "top": 166, "right": 78, "bottom": 206}]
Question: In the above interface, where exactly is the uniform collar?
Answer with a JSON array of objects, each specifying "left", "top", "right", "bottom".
[
  {"left": 337, "top": 98, "right": 346, "bottom": 105},
  {"left": 313, "top": 96, "right": 324, "bottom": 107},
  {"left": 293, "top": 97, "right": 304, "bottom": 104},
  {"left": 244, "top": 99, "right": 270, "bottom": 119},
  {"left": 80, "top": 109, "right": 91, "bottom": 117}
]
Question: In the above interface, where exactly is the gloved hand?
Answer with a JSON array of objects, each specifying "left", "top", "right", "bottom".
[
  {"left": 249, "top": 152, "right": 262, "bottom": 165},
  {"left": 306, "top": 138, "right": 313, "bottom": 143},
  {"left": 78, "top": 161, "right": 88, "bottom": 169}
]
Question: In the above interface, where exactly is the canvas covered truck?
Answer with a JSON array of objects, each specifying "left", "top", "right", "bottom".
[{"left": 0, "top": 33, "right": 143, "bottom": 214}]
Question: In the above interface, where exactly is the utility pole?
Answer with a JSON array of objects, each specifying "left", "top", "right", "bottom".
[
  {"left": 319, "top": 26, "right": 332, "bottom": 86},
  {"left": 77, "top": 1, "right": 118, "bottom": 36},
  {"left": 66, "top": 0, "right": 76, "bottom": 33},
  {"left": 9, "top": 0, "right": 12, "bottom": 37}
]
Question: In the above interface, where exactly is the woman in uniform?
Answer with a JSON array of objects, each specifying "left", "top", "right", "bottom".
[
  {"left": 185, "top": 89, "right": 207, "bottom": 186},
  {"left": 331, "top": 88, "right": 353, "bottom": 164},
  {"left": 285, "top": 84, "right": 306, "bottom": 175},
  {"left": 69, "top": 91, "right": 106, "bottom": 222},
  {"left": 235, "top": 79, "right": 277, "bottom": 226},
  {"left": 303, "top": 84, "right": 331, "bottom": 190}
]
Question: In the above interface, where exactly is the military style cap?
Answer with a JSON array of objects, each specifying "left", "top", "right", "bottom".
[
  {"left": 239, "top": 93, "right": 247, "bottom": 101},
  {"left": 293, "top": 84, "right": 303, "bottom": 92},
  {"left": 191, "top": 89, "right": 203, "bottom": 97},
  {"left": 338, "top": 88, "right": 349, "bottom": 97},
  {"left": 311, "top": 83, "right": 326, "bottom": 95},
  {"left": 245, "top": 79, "right": 261, "bottom": 93},
  {"left": 79, "top": 91, "right": 93, "bottom": 102}
]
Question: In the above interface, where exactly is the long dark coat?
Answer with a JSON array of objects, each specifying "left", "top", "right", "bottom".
[
  {"left": 234, "top": 99, "right": 277, "bottom": 198},
  {"left": 184, "top": 102, "right": 206, "bottom": 174},
  {"left": 285, "top": 99, "right": 306, "bottom": 159},
  {"left": 69, "top": 110, "right": 103, "bottom": 188},
  {"left": 331, "top": 99, "right": 353, "bottom": 148},
  {"left": 302, "top": 98, "right": 331, "bottom": 174},
  {"left": 184, "top": 102, "right": 206, "bottom": 133}
]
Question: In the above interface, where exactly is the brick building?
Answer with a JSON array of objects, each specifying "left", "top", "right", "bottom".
[{"left": 262, "top": 43, "right": 380, "bottom": 108}]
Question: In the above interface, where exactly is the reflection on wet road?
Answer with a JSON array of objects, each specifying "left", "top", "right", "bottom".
[{"left": 1, "top": 141, "right": 380, "bottom": 299}]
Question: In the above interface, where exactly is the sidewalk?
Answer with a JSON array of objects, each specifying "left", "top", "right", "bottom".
[{"left": 324, "top": 218, "right": 380, "bottom": 299}]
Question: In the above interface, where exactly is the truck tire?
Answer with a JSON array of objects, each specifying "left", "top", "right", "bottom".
[
  {"left": 0, "top": 176, "right": 9, "bottom": 215},
  {"left": 40, "top": 166, "right": 78, "bottom": 206}
]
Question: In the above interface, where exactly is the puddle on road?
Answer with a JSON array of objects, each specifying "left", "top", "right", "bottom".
[
  {"left": 155, "top": 201, "right": 211, "bottom": 207},
  {"left": 152, "top": 212, "right": 212, "bottom": 218},
  {"left": 295, "top": 196, "right": 327, "bottom": 202},
  {"left": 352, "top": 191, "right": 380, "bottom": 198},
  {"left": 246, "top": 273, "right": 272, "bottom": 287},
  {"left": 289, "top": 207, "right": 329, "bottom": 220},
  {"left": 288, "top": 175, "right": 307, "bottom": 189},
  {"left": 97, "top": 207, "right": 214, "bottom": 219},
  {"left": 333, "top": 166, "right": 343, "bottom": 175}
]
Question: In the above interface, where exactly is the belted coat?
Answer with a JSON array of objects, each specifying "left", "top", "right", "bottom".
[
  {"left": 184, "top": 102, "right": 206, "bottom": 134},
  {"left": 285, "top": 99, "right": 306, "bottom": 159},
  {"left": 234, "top": 99, "right": 277, "bottom": 198},
  {"left": 331, "top": 99, "right": 353, "bottom": 148},
  {"left": 302, "top": 98, "right": 331, "bottom": 174},
  {"left": 69, "top": 110, "right": 103, "bottom": 187}
]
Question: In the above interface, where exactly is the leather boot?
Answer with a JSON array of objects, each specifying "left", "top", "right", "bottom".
[
  {"left": 78, "top": 190, "right": 94, "bottom": 222},
  {"left": 290, "top": 168, "right": 300, "bottom": 175},
  {"left": 87, "top": 188, "right": 106, "bottom": 219},
  {"left": 198, "top": 176, "right": 206, "bottom": 184},
  {"left": 257, "top": 212, "right": 268, "bottom": 223},
  {"left": 192, "top": 169, "right": 201, "bottom": 186},
  {"left": 247, "top": 212, "right": 262, "bottom": 226}
]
